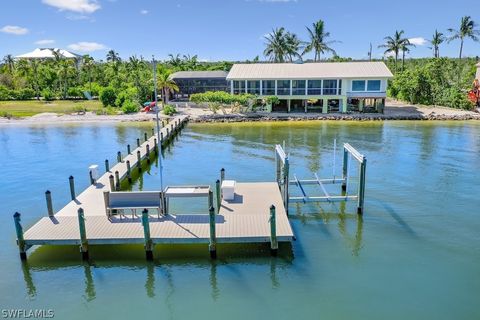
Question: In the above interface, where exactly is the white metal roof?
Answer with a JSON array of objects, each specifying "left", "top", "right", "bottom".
[
  {"left": 170, "top": 70, "right": 228, "bottom": 79},
  {"left": 226, "top": 61, "right": 393, "bottom": 80},
  {"left": 15, "top": 48, "right": 81, "bottom": 59}
]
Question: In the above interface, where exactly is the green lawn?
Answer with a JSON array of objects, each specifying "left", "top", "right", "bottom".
[{"left": 0, "top": 100, "right": 104, "bottom": 117}]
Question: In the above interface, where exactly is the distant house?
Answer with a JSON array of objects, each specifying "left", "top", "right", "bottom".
[
  {"left": 226, "top": 61, "right": 393, "bottom": 113},
  {"left": 170, "top": 71, "right": 229, "bottom": 99},
  {"left": 15, "top": 48, "right": 81, "bottom": 60}
]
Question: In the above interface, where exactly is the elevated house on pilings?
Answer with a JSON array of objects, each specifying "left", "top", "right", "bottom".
[{"left": 226, "top": 61, "right": 393, "bottom": 113}]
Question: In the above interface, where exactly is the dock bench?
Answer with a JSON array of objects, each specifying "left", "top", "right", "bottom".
[{"left": 103, "top": 191, "right": 164, "bottom": 218}]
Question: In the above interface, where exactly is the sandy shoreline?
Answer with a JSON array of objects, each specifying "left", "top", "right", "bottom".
[{"left": 1, "top": 100, "right": 479, "bottom": 125}]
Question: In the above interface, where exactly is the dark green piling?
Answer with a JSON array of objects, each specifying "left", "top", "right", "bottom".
[
  {"left": 45, "top": 190, "right": 53, "bottom": 217},
  {"left": 220, "top": 168, "right": 225, "bottom": 184},
  {"left": 209, "top": 206, "right": 216, "bottom": 259},
  {"left": 126, "top": 160, "right": 132, "bottom": 184},
  {"left": 136, "top": 138, "right": 140, "bottom": 148},
  {"left": 109, "top": 174, "right": 115, "bottom": 191},
  {"left": 269, "top": 205, "right": 278, "bottom": 256},
  {"left": 215, "top": 179, "right": 221, "bottom": 214},
  {"left": 77, "top": 208, "right": 89, "bottom": 260},
  {"left": 142, "top": 209, "right": 153, "bottom": 260},
  {"left": 115, "top": 171, "right": 120, "bottom": 191},
  {"left": 117, "top": 151, "right": 122, "bottom": 163},
  {"left": 105, "top": 159, "right": 109, "bottom": 172},
  {"left": 127, "top": 144, "right": 131, "bottom": 154},
  {"left": 13, "top": 212, "right": 26, "bottom": 260},
  {"left": 69, "top": 175, "right": 76, "bottom": 200}
]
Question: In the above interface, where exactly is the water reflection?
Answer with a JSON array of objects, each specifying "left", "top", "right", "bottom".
[
  {"left": 21, "top": 261, "right": 37, "bottom": 298},
  {"left": 83, "top": 263, "right": 96, "bottom": 302}
]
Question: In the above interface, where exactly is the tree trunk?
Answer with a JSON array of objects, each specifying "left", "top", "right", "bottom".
[
  {"left": 459, "top": 39, "right": 464, "bottom": 59},
  {"left": 402, "top": 50, "right": 405, "bottom": 71}
]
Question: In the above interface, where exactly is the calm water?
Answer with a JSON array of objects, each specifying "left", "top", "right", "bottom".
[{"left": 0, "top": 121, "right": 479, "bottom": 320}]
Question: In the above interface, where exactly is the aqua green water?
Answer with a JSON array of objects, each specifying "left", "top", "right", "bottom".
[{"left": 0, "top": 121, "right": 479, "bottom": 319}]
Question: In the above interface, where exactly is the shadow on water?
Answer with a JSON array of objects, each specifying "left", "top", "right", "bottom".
[{"left": 371, "top": 197, "right": 418, "bottom": 238}]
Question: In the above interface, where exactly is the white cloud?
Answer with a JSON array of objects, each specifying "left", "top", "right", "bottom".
[
  {"left": 42, "top": 0, "right": 100, "bottom": 13},
  {"left": 68, "top": 41, "right": 107, "bottom": 52},
  {"left": 35, "top": 39, "right": 55, "bottom": 45},
  {"left": 0, "top": 25, "right": 29, "bottom": 35},
  {"left": 408, "top": 37, "right": 427, "bottom": 46},
  {"left": 140, "top": 9, "right": 149, "bottom": 14}
]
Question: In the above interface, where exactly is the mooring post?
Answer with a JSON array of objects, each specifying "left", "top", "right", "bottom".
[
  {"left": 127, "top": 144, "right": 131, "bottom": 155},
  {"left": 220, "top": 168, "right": 225, "bottom": 184},
  {"left": 357, "top": 158, "right": 367, "bottom": 214},
  {"left": 166, "top": 127, "right": 170, "bottom": 138},
  {"left": 105, "top": 159, "right": 109, "bottom": 172},
  {"left": 160, "top": 132, "right": 164, "bottom": 144},
  {"left": 115, "top": 170, "right": 120, "bottom": 191},
  {"left": 208, "top": 190, "right": 213, "bottom": 210},
  {"left": 146, "top": 144, "right": 150, "bottom": 164},
  {"left": 342, "top": 147, "right": 348, "bottom": 191},
  {"left": 144, "top": 132, "right": 148, "bottom": 142},
  {"left": 89, "top": 170, "right": 95, "bottom": 185},
  {"left": 154, "top": 138, "right": 158, "bottom": 154},
  {"left": 136, "top": 138, "right": 140, "bottom": 148},
  {"left": 109, "top": 174, "right": 115, "bottom": 191},
  {"left": 13, "top": 212, "right": 27, "bottom": 260},
  {"left": 215, "top": 179, "right": 221, "bottom": 214},
  {"left": 45, "top": 190, "right": 53, "bottom": 217},
  {"left": 77, "top": 208, "right": 89, "bottom": 260},
  {"left": 117, "top": 151, "right": 122, "bottom": 163},
  {"left": 136, "top": 150, "right": 142, "bottom": 171},
  {"left": 69, "top": 175, "right": 76, "bottom": 200},
  {"left": 142, "top": 209, "right": 153, "bottom": 261},
  {"left": 151, "top": 128, "right": 155, "bottom": 136},
  {"left": 209, "top": 206, "right": 217, "bottom": 259},
  {"left": 126, "top": 160, "right": 132, "bottom": 183},
  {"left": 269, "top": 205, "right": 278, "bottom": 256}
]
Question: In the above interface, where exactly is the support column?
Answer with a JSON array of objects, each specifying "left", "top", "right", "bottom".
[
  {"left": 209, "top": 206, "right": 217, "bottom": 259},
  {"left": 142, "top": 209, "right": 154, "bottom": 260},
  {"left": 287, "top": 99, "right": 291, "bottom": 113},
  {"left": 77, "top": 208, "right": 89, "bottom": 260},
  {"left": 357, "top": 158, "right": 367, "bottom": 214},
  {"left": 230, "top": 81, "right": 234, "bottom": 94},
  {"left": 322, "top": 98, "right": 328, "bottom": 114},
  {"left": 359, "top": 99, "right": 364, "bottom": 112},
  {"left": 342, "top": 97, "right": 348, "bottom": 113},
  {"left": 13, "top": 212, "right": 26, "bottom": 260},
  {"left": 269, "top": 205, "right": 278, "bottom": 256},
  {"left": 304, "top": 100, "right": 307, "bottom": 113}
]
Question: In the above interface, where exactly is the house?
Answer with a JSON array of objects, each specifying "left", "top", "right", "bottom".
[
  {"left": 15, "top": 48, "right": 81, "bottom": 60},
  {"left": 226, "top": 61, "right": 393, "bottom": 113},
  {"left": 170, "top": 70, "right": 229, "bottom": 99}
]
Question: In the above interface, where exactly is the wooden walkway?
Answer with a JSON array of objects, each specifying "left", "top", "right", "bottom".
[{"left": 15, "top": 115, "right": 294, "bottom": 260}]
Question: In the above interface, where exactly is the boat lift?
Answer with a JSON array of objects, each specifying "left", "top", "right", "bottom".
[{"left": 275, "top": 142, "right": 367, "bottom": 214}]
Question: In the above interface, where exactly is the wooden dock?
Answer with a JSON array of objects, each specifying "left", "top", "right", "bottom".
[{"left": 13, "top": 115, "right": 294, "bottom": 260}]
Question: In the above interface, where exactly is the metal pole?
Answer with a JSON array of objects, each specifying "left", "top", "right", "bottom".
[
  {"left": 284, "top": 158, "right": 289, "bottom": 214},
  {"left": 153, "top": 56, "right": 164, "bottom": 193},
  {"left": 269, "top": 205, "right": 278, "bottom": 256},
  {"left": 357, "top": 158, "right": 367, "bottom": 214},
  {"left": 342, "top": 147, "right": 348, "bottom": 191},
  {"left": 209, "top": 206, "right": 217, "bottom": 259}
]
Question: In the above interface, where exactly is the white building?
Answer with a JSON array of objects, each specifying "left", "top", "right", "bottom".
[
  {"left": 226, "top": 61, "right": 393, "bottom": 113},
  {"left": 15, "top": 48, "right": 81, "bottom": 60}
]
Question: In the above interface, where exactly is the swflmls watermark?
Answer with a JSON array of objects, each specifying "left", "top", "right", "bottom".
[{"left": 1, "top": 309, "right": 54, "bottom": 319}]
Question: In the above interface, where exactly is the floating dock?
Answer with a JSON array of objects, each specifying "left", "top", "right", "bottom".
[{"left": 13, "top": 115, "right": 294, "bottom": 260}]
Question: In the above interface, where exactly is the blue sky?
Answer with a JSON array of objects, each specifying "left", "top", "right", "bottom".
[{"left": 1, "top": 0, "right": 479, "bottom": 61}]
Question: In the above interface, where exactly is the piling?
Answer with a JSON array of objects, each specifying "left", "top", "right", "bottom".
[
  {"left": 209, "top": 206, "right": 217, "bottom": 259},
  {"left": 144, "top": 132, "right": 148, "bottom": 142},
  {"left": 127, "top": 144, "right": 131, "bottom": 155},
  {"left": 220, "top": 168, "right": 225, "bottom": 184},
  {"left": 136, "top": 151, "right": 142, "bottom": 172},
  {"left": 117, "top": 151, "right": 122, "bottom": 163},
  {"left": 115, "top": 171, "right": 120, "bottom": 191},
  {"left": 166, "top": 127, "right": 170, "bottom": 138},
  {"left": 142, "top": 209, "right": 153, "bottom": 260},
  {"left": 137, "top": 138, "right": 140, "bottom": 148},
  {"left": 269, "top": 205, "right": 278, "bottom": 256},
  {"left": 77, "top": 208, "right": 89, "bottom": 260},
  {"left": 151, "top": 128, "right": 155, "bottom": 136},
  {"left": 146, "top": 144, "right": 150, "bottom": 164},
  {"left": 13, "top": 212, "right": 27, "bottom": 260},
  {"left": 160, "top": 132, "right": 164, "bottom": 144},
  {"left": 89, "top": 170, "right": 95, "bottom": 185},
  {"left": 342, "top": 148, "right": 348, "bottom": 191},
  {"left": 208, "top": 190, "right": 213, "bottom": 209},
  {"left": 126, "top": 160, "right": 132, "bottom": 184},
  {"left": 357, "top": 158, "right": 367, "bottom": 214},
  {"left": 109, "top": 174, "right": 115, "bottom": 191},
  {"left": 45, "top": 190, "right": 53, "bottom": 217},
  {"left": 105, "top": 159, "right": 109, "bottom": 172},
  {"left": 215, "top": 179, "right": 221, "bottom": 214},
  {"left": 154, "top": 138, "right": 158, "bottom": 154},
  {"left": 69, "top": 175, "right": 76, "bottom": 200}
]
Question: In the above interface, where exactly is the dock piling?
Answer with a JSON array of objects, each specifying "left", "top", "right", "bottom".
[
  {"left": 109, "top": 174, "right": 114, "bottom": 191},
  {"left": 13, "top": 212, "right": 27, "bottom": 260},
  {"left": 151, "top": 128, "right": 154, "bottom": 136},
  {"left": 136, "top": 151, "right": 142, "bottom": 172},
  {"left": 89, "top": 170, "right": 95, "bottom": 185},
  {"left": 105, "top": 159, "right": 109, "bottom": 172},
  {"left": 117, "top": 151, "right": 122, "bottom": 163},
  {"left": 77, "top": 208, "right": 89, "bottom": 260},
  {"left": 126, "top": 160, "right": 132, "bottom": 183},
  {"left": 69, "top": 175, "right": 76, "bottom": 200},
  {"left": 136, "top": 138, "right": 140, "bottom": 148},
  {"left": 144, "top": 132, "right": 148, "bottom": 142},
  {"left": 142, "top": 209, "right": 153, "bottom": 261},
  {"left": 220, "top": 168, "right": 225, "bottom": 184},
  {"left": 209, "top": 206, "right": 217, "bottom": 259},
  {"left": 127, "top": 144, "right": 131, "bottom": 155},
  {"left": 146, "top": 144, "right": 150, "bottom": 164},
  {"left": 115, "top": 171, "right": 120, "bottom": 191},
  {"left": 154, "top": 138, "right": 158, "bottom": 154},
  {"left": 208, "top": 190, "right": 213, "bottom": 209},
  {"left": 160, "top": 132, "right": 164, "bottom": 144},
  {"left": 215, "top": 180, "right": 221, "bottom": 214},
  {"left": 269, "top": 205, "right": 278, "bottom": 256},
  {"left": 45, "top": 190, "right": 53, "bottom": 217}
]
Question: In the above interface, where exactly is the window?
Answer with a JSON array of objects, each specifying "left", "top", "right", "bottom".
[
  {"left": 276, "top": 80, "right": 291, "bottom": 95},
  {"left": 247, "top": 80, "right": 260, "bottom": 95},
  {"left": 307, "top": 80, "right": 322, "bottom": 95},
  {"left": 323, "top": 79, "right": 338, "bottom": 95},
  {"left": 292, "top": 80, "right": 306, "bottom": 95},
  {"left": 233, "top": 81, "right": 245, "bottom": 94},
  {"left": 367, "top": 80, "right": 381, "bottom": 91},
  {"left": 352, "top": 80, "right": 366, "bottom": 92},
  {"left": 262, "top": 80, "right": 275, "bottom": 95}
]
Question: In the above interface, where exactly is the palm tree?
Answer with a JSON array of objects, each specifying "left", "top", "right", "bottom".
[
  {"left": 58, "top": 59, "right": 74, "bottom": 98},
  {"left": 127, "top": 55, "right": 146, "bottom": 96},
  {"left": 106, "top": 50, "right": 121, "bottom": 63},
  {"left": 285, "top": 32, "right": 303, "bottom": 62},
  {"left": 168, "top": 53, "right": 183, "bottom": 69},
  {"left": 378, "top": 30, "right": 408, "bottom": 72},
  {"left": 3, "top": 54, "right": 15, "bottom": 74},
  {"left": 183, "top": 54, "right": 199, "bottom": 70},
  {"left": 264, "top": 27, "right": 287, "bottom": 63},
  {"left": 448, "top": 16, "right": 480, "bottom": 59},
  {"left": 82, "top": 55, "right": 95, "bottom": 93},
  {"left": 303, "top": 20, "right": 337, "bottom": 61},
  {"left": 156, "top": 70, "right": 179, "bottom": 103},
  {"left": 429, "top": 30, "right": 445, "bottom": 58},
  {"left": 400, "top": 39, "right": 415, "bottom": 71}
]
